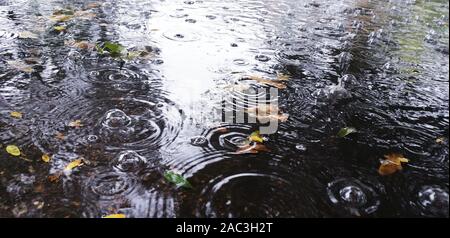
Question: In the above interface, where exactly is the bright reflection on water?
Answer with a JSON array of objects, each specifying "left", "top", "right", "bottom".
[{"left": 0, "top": 0, "right": 448, "bottom": 217}]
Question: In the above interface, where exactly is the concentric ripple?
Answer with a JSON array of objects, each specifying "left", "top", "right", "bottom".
[
  {"left": 32, "top": 97, "right": 183, "bottom": 155},
  {"left": 200, "top": 124, "right": 256, "bottom": 153},
  {"left": 189, "top": 172, "right": 319, "bottom": 218},
  {"left": 327, "top": 178, "right": 383, "bottom": 217},
  {"left": 84, "top": 169, "right": 138, "bottom": 201},
  {"left": 411, "top": 185, "right": 449, "bottom": 218}
]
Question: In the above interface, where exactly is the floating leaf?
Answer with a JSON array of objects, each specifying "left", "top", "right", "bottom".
[
  {"left": 164, "top": 171, "right": 192, "bottom": 188},
  {"left": 41, "top": 154, "right": 51, "bottom": 163},
  {"left": 10, "top": 111, "right": 23, "bottom": 119},
  {"left": 102, "top": 41, "right": 126, "bottom": 56},
  {"left": 249, "top": 131, "right": 264, "bottom": 143},
  {"left": 337, "top": 127, "right": 357, "bottom": 138},
  {"left": 65, "top": 40, "right": 94, "bottom": 50},
  {"left": 53, "top": 9, "right": 75, "bottom": 16},
  {"left": 48, "top": 173, "right": 61, "bottom": 183},
  {"left": 6, "top": 145, "right": 21, "bottom": 156},
  {"left": 68, "top": 120, "right": 83, "bottom": 128},
  {"left": 378, "top": 153, "right": 409, "bottom": 176},
  {"left": 18, "top": 31, "right": 39, "bottom": 39},
  {"left": 55, "top": 132, "right": 66, "bottom": 140},
  {"left": 64, "top": 159, "right": 84, "bottom": 171},
  {"left": 86, "top": 3, "right": 101, "bottom": 9},
  {"left": 103, "top": 214, "right": 126, "bottom": 218},
  {"left": 277, "top": 73, "right": 290, "bottom": 81},
  {"left": 236, "top": 143, "right": 270, "bottom": 154},
  {"left": 244, "top": 75, "right": 287, "bottom": 89},
  {"left": 54, "top": 26, "right": 66, "bottom": 31},
  {"left": 6, "top": 60, "right": 33, "bottom": 73},
  {"left": 74, "top": 10, "right": 96, "bottom": 20},
  {"left": 49, "top": 14, "right": 73, "bottom": 22},
  {"left": 436, "top": 137, "right": 445, "bottom": 144},
  {"left": 246, "top": 105, "right": 289, "bottom": 122}
]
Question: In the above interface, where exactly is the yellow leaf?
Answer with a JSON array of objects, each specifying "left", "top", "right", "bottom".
[
  {"left": 54, "top": 26, "right": 66, "bottom": 31},
  {"left": 102, "top": 214, "right": 126, "bottom": 218},
  {"left": 249, "top": 131, "right": 264, "bottom": 143},
  {"left": 6, "top": 145, "right": 21, "bottom": 157},
  {"left": 42, "top": 154, "right": 51, "bottom": 163},
  {"left": 10, "top": 111, "right": 23, "bottom": 119},
  {"left": 64, "top": 159, "right": 84, "bottom": 171},
  {"left": 68, "top": 120, "right": 83, "bottom": 128}
]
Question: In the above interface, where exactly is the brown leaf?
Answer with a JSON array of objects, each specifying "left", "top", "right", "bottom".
[
  {"left": 244, "top": 75, "right": 287, "bottom": 89},
  {"left": 48, "top": 173, "right": 61, "bottom": 183},
  {"left": 246, "top": 105, "right": 289, "bottom": 122},
  {"left": 55, "top": 132, "right": 66, "bottom": 140},
  {"left": 236, "top": 143, "right": 270, "bottom": 154}
]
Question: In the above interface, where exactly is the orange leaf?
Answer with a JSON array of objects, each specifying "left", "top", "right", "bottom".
[{"left": 378, "top": 153, "right": 409, "bottom": 176}]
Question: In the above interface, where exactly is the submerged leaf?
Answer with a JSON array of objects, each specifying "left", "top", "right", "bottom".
[
  {"left": 378, "top": 153, "right": 409, "bottom": 176},
  {"left": 18, "top": 31, "right": 39, "bottom": 39},
  {"left": 6, "top": 145, "right": 21, "bottom": 156},
  {"left": 10, "top": 111, "right": 23, "bottom": 119},
  {"left": 103, "top": 214, "right": 126, "bottom": 218},
  {"left": 337, "top": 127, "right": 357, "bottom": 138},
  {"left": 41, "top": 154, "right": 51, "bottom": 163},
  {"left": 164, "top": 171, "right": 192, "bottom": 188},
  {"left": 64, "top": 159, "right": 84, "bottom": 171}
]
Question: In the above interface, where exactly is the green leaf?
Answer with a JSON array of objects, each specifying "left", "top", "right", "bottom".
[
  {"left": 95, "top": 44, "right": 104, "bottom": 54},
  {"left": 103, "top": 41, "right": 126, "bottom": 57},
  {"left": 337, "top": 127, "right": 357, "bottom": 138},
  {"left": 164, "top": 171, "right": 192, "bottom": 188},
  {"left": 249, "top": 130, "right": 264, "bottom": 143}
]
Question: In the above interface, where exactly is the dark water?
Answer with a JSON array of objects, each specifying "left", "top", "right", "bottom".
[{"left": 0, "top": 0, "right": 448, "bottom": 218}]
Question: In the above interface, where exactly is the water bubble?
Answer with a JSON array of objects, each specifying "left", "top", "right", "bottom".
[
  {"left": 327, "top": 178, "right": 381, "bottom": 216},
  {"left": 190, "top": 136, "right": 208, "bottom": 147},
  {"left": 255, "top": 55, "right": 270, "bottom": 62},
  {"left": 102, "top": 109, "right": 132, "bottom": 129},
  {"left": 113, "top": 151, "right": 147, "bottom": 173},
  {"left": 416, "top": 186, "right": 449, "bottom": 217}
]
